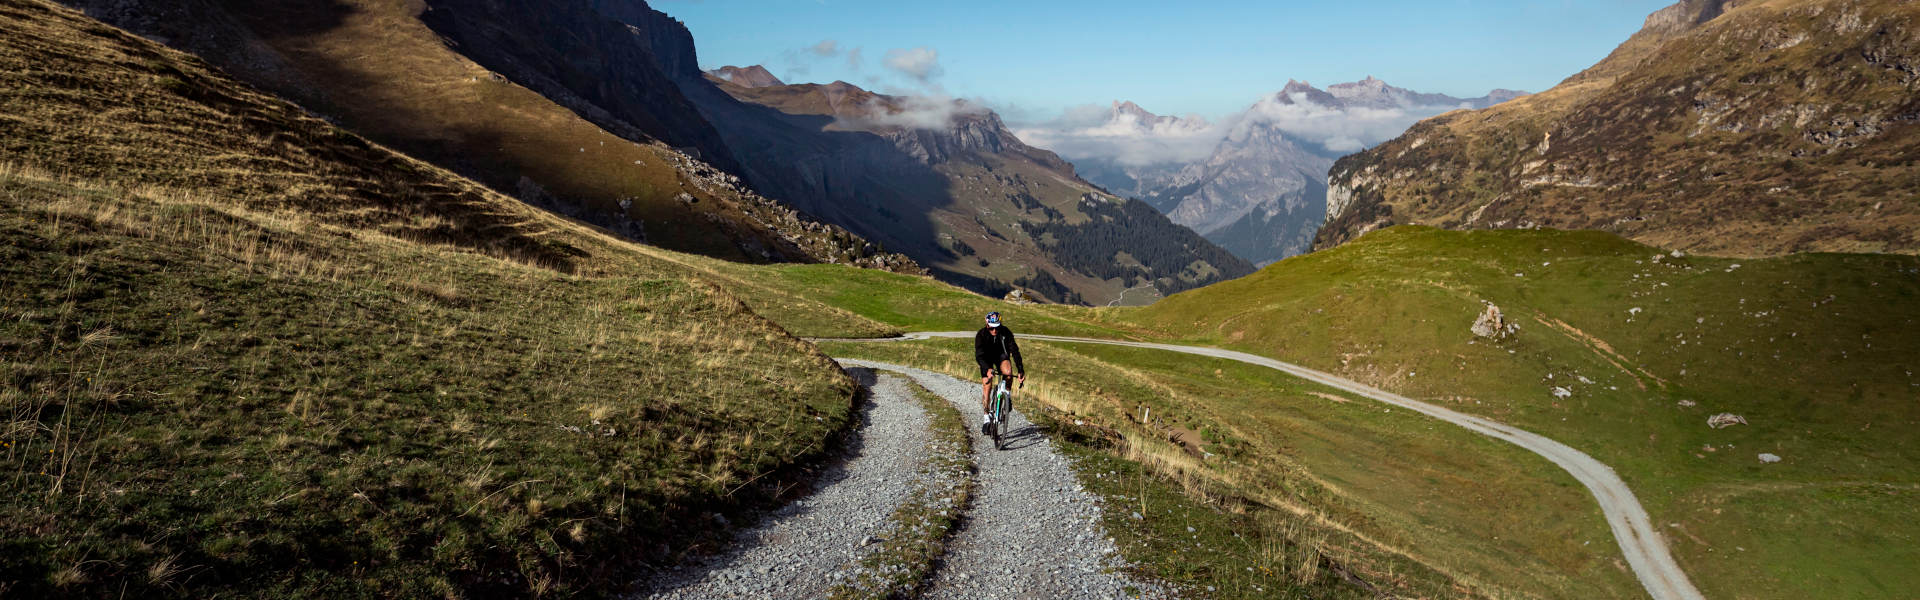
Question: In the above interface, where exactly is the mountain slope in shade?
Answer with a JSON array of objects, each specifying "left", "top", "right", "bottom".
[
  {"left": 689, "top": 69, "right": 1253, "bottom": 304},
  {"left": 1320, "top": 0, "right": 1920, "bottom": 255},
  {"left": 1060, "top": 80, "right": 1525, "bottom": 266},
  {"left": 62, "top": 0, "right": 917, "bottom": 272}
]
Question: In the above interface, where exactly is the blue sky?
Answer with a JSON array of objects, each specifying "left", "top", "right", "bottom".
[{"left": 657, "top": 0, "right": 1673, "bottom": 122}]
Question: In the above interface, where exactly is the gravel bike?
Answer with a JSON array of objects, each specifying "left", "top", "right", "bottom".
[{"left": 987, "top": 370, "right": 1020, "bottom": 451}]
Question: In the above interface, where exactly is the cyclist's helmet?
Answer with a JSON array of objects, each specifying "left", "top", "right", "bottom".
[{"left": 985, "top": 311, "right": 1002, "bottom": 328}]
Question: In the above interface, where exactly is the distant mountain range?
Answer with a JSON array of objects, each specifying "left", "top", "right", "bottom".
[
  {"left": 694, "top": 72, "right": 1253, "bottom": 304},
  {"left": 1319, "top": 0, "right": 1920, "bottom": 256},
  {"left": 1026, "top": 78, "right": 1526, "bottom": 265}
]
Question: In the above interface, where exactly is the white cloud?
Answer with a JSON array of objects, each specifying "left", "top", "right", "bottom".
[
  {"left": 846, "top": 47, "right": 862, "bottom": 70},
  {"left": 808, "top": 39, "right": 840, "bottom": 57},
  {"left": 1238, "top": 94, "right": 1462, "bottom": 153},
  {"left": 1013, "top": 102, "right": 1217, "bottom": 167},
  {"left": 842, "top": 93, "right": 986, "bottom": 130},
  {"left": 1018, "top": 89, "right": 1470, "bottom": 165},
  {"left": 882, "top": 47, "right": 942, "bottom": 83}
]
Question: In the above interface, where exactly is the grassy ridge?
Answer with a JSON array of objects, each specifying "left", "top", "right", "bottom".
[
  {"left": 753, "top": 225, "right": 1917, "bottom": 599},
  {"left": 0, "top": 4, "right": 855, "bottom": 596}
]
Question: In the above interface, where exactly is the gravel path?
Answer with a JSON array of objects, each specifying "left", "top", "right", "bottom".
[
  {"left": 860, "top": 332, "right": 1705, "bottom": 600},
  {"left": 835, "top": 359, "right": 1174, "bottom": 600},
  {"left": 633, "top": 369, "right": 929, "bottom": 600}
]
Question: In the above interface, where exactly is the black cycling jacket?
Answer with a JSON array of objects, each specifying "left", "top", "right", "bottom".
[{"left": 974, "top": 325, "right": 1025, "bottom": 377}]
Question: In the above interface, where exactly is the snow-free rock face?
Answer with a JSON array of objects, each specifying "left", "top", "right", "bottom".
[{"left": 1321, "top": 0, "right": 1920, "bottom": 256}]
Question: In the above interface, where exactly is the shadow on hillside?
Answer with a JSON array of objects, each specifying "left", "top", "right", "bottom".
[
  {"left": 25, "top": 0, "right": 585, "bottom": 273},
  {"left": 673, "top": 78, "right": 976, "bottom": 286}
]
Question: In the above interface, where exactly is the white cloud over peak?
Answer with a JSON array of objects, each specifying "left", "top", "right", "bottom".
[
  {"left": 882, "top": 47, "right": 942, "bottom": 83},
  {"left": 1018, "top": 88, "right": 1476, "bottom": 166},
  {"left": 844, "top": 93, "right": 986, "bottom": 130},
  {"left": 808, "top": 39, "right": 840, "bottom": 56},
  {"left": 1013, "top": 103, "right": 1216, "bottom": 167}
]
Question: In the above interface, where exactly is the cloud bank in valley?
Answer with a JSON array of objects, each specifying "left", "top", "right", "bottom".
[
  {"left": 1015, "top": 88, "right": 1481, "bottom": 166},
  {"left": 1013, "top": 103, "right": 1217, "bottom": 167}
]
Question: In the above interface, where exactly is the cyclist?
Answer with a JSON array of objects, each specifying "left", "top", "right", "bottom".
[{"left": 975, "top": 311, "right": 1026, "bottom": 434}]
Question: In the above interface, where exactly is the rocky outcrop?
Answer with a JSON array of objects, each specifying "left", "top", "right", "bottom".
[{"left": 1470, "top": 303, "right": 1516, "bottom": 339}]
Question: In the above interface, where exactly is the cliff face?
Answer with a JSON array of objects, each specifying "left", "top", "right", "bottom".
[
  {"left": 1321, "top": 0, "right": 1920, "bottom": 256},
  {"left": 416, "top": 0, "right": 739, "bottom": 171}
]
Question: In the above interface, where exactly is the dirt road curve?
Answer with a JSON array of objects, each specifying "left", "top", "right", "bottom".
[{"left": 855, "top": 332, "right": 1706, "bottom": 600}]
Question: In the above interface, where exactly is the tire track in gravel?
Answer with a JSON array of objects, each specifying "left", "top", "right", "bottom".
[
  {"left": 834, "top": 359, "right": 1175, "bottom": 600},
  {"left": 633, "top": 369, "right": 930, "bottom": 600}
]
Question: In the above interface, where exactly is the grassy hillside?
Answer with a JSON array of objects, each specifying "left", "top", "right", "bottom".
[
  {"left": 64, "top": 0, "right": 911, "bottom": 269},
  {"left": 1323, "top": 0, "right": 1919, "bottom": 257},
  {"left": 717, "top": 223, "right": 1918, "bottom": 599},
  {"left": 1126, "top": 225, "right": 1920, "bottom": 599},
  {"left": 0, "top": 3, "right": 855, "bottom": 596}
]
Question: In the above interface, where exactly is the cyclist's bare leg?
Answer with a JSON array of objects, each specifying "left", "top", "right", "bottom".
[
  {"left": 997, "top": 360, "right": 1014, "bottom": 413},
  {"left": 979, "top": 360, "right": 1015, "bottom": 416},
  {"left": 980, "top": 369, "right": 993, "bottom": 415}
]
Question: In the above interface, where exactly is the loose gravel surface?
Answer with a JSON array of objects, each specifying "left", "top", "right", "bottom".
[
  {"left": 837, "top": 359, "right": 1174, "bottom": 600},
  {"left": 634, "top": 369, "right": 929, "bottom": 600}
]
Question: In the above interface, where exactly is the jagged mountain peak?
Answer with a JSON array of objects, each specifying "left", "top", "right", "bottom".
[
  {"left": 1114, "top": 99, "right": 1150, "bottom": 114},
  {"left": 1271, "top": 80, "right": 1342, "bottom": 108}
]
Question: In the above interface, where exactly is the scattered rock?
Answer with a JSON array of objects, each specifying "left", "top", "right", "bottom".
[
  {"left": 1552, "top": 387, "right": 1573, "bottom": 399},
  {"left": 1758, "top": 453, "right": 1781, "bottom": 463},
  {"left": 1707, "top": 413, "right": 1748, "bottom": 429},
  {"left": 1471, "top": 303, "right": 1517, "bottom": 338},
  {"left": 1677, "top": 399, "right": 1698, "bottom": 408}
]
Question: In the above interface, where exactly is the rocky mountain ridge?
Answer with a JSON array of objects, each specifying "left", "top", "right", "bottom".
[{"left": 1320, "top": 0, "right": 1919, "bottom": 256}]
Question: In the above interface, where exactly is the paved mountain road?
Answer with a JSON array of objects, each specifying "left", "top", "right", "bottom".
[{"left": 836, "top": 332, "right": 1706, "bottom": 600}]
